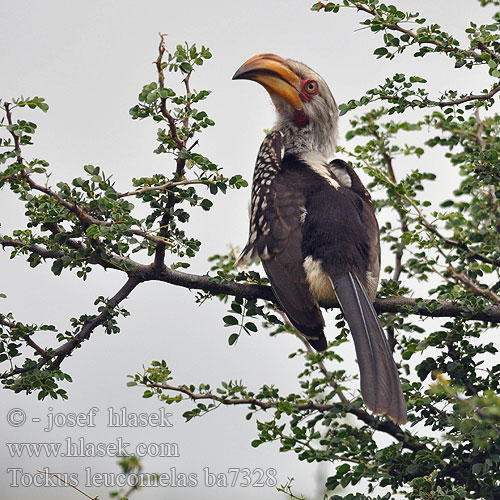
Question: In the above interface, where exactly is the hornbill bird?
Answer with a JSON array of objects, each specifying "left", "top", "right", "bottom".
[{"left": 233, "top": 53, "right": 407, "bottom": 424}]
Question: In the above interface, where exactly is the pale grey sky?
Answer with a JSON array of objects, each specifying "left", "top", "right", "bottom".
[{"left": 1, "top": 1, "right": 498, "bottom": 499}]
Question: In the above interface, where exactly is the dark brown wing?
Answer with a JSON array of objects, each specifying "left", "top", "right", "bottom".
[
  {"left": 262, "top": 177, "right": 326, "bottom": 350},
  {"left": 302, "top": 159, "right": 406, "bottom": 424},
  {"left": 329, "top": 159, "right": 380, "bottom": 299},
  {"left": 238, "top": 132, "right": 326, "bottom": 350}
]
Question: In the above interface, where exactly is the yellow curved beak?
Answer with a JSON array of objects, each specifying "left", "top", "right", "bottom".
[{"left": 232, "top": 53, "right": 303, "bottom": 110}]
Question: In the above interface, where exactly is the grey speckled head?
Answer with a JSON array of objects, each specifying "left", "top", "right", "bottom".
[{"left": 271, "top": 59, "right": 338, "bottom": 158}]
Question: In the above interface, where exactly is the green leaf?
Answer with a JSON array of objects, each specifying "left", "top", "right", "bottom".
[
  {"left": 51, "top": 260, "right": 64, "bottom": 276},
  {"left": 337, "top": 463, "right": 350, "bottom": 474},
  {"left": 200, "top": 199, "right": 213, "bottom": 210},
  {"left": 374, "top": 47, "right": 388, "bottom": 57},
  {"left": 471, "top": 463, "right": 483, "bottom": 475},
  {"left": 223, "top": 315, "right": 238, "bottom": 326},
  {"left": 244, "top": 322, "right": 257, "bottom": 332},
  {"left": 440, "top": 199, "right": 454, "bottom": 208},
  {"left": 83, "top": 164, "right": 100, "bottom": 175},
  {"left": 180, "top": 62, "right": 192, "bottom": 73}
]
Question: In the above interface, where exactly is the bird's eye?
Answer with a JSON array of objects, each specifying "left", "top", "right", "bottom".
[{"left": 303, "top": 79, "right": 319, "bottom": 95}]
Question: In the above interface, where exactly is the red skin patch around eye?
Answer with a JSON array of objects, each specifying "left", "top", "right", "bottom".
[
  {"left": 293, "top": 78, "right": 318, "bottom": 127},
  {"left": 300, "top": 78, "right": 319, "bottom": 102}
]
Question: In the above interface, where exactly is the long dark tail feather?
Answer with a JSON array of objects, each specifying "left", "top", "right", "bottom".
[{"left": 332, "top": 272, "right": 407, "bottom": 424}]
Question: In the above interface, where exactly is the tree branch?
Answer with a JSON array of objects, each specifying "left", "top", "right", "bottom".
[
  {"left": 447, "top": 265, "right": 500, "bottom": 304},
  {"left": 156, "top": 33, "right": 184, "bottom": 151},
  {"left": 366, "top": 118, "right": 409, "bottom": 281},
  {"left": 4, "top": 257, "right": 500, "bottom": 383},
  {"left": 373, "top": 166, "right": 500, "bottom": 268},
  {"left": 116, "top": 178, "right": 212, "bottom": 198},
  {"left": 427, "top": 85, "right": 500, "bottom": 108},
  {"left": 48, "top": 275, "right": 142, "bottom": 369},
  {"left": 145, "top": 380, "right": 426, "bottom": 452},
  {"left": 475, "top": 109, "right": 487, "bottom": 153},
  {"left": 0, "top": 233, "right": 141, "bottom": 273},
  {"left": 0, "top": 319, "right": 47, "bottom": 357},
  {"left": 410, "top": 198, "right": 500, "bottom": 268},
  {"left": 21, "top": 174, "right": 166, "bottom": 245},
  {"left": 2, "top": 116, "right": 162, "bottom": 246},
  {"left": 149, "top": 265, "right": 500, "bottom": 323},
  {"left": 146, "top": 381, "right": 333, "bottom": 411},
  {"left": 377, "top": 83, "right": 500, "bottom": 109},
  {"left": 0, "top": 235, "right": 63, "bottom": 259},
  {"left": 152, "top": 157, "right": 187, "bottom": 269},
  {"left": 0, "top": 275, "right": 142, "bottom": 379},
  {"left": 4, "top": 102, "right": 23, "bottom": 165},
  {"left": 298, "top": 339, "right": 424, "bottom": 451},
  {"left": 350, "top": 2, "right": 484, "bottom": 61},
  {"left": 37, "top": 470, "right": 98, "bottom": 500},
  {"left": 152, "top": 35, "right": 192, "bottom": 270}
]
